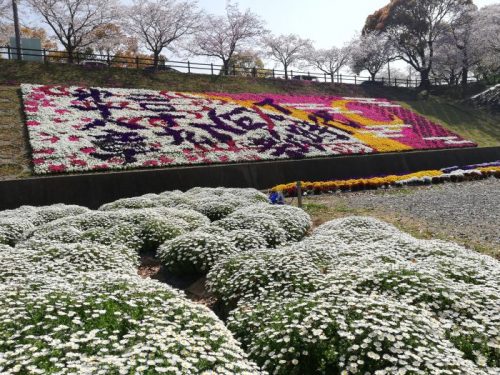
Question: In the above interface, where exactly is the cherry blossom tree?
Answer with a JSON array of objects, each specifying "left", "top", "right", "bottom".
[
  {"left": 126, "top": 0, "right": 201, "bottom": 69},
  {"left": 26, "top": 0, "right": 119, "bottom": 63},
  {"left": 349, "top": 32, "right": 395, "bottom": 81},
  {"left": 263, "top": 34, "right": 312, "bottom": 79},
  {"left": 472, "top": 4, "right": 500, "bottom": 83},
  {"left": 189, "top": 2, "right": 266, "bottom": 75},
  {"left": 303, "top": 44, "right": 351, "bottom": 82}
]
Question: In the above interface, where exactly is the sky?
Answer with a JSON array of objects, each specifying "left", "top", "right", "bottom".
[
  {"left": 14, "top": 0, "right": 500, "bottom": 75},
  {"left": 194, "top": 0, "right": 500, "bottom": 49}
]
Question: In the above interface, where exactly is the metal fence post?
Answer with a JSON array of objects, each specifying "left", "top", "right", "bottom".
[
  {"left": 7, "top": 45, "right": 10, "bottom": 60},
  {"left": 136, "top": 56, "right": 139, "bottom": 69},
  {"left": 355, "top": 75, "right": 357, "bottom": 85},
  {"left": 43, "top": 49, "right": 47, "bottom": 63},
  {"left": 107, "top": 52, "right": 111, "bottom": 66},
  {"left": 211, "top": 63, "right": 214, "bottom": 75},
  {"left": 188, "top": 61, "right": 191, "bottom": 74},
  {"left": 340, "top": 74, "right": 342, "bottom": 83},
  {"left": 296, "top": 181, "right": 303, "bottom": 208},
  {"left": 324, "top": 72, "right": 327, "bottom": 82},
  {"left": 272, "top": 69, "right": 275, "bottom": 78}
]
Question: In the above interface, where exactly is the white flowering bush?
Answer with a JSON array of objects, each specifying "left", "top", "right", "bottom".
[
  {"left": 0, "top": 204, "right": 89, "bottom": 245},
  {"left": 228, "top": 290, "right": 487, "bottom": 375},
  {"left": 0, "top": 273, "right": 262, "bottom": 374},
  {"left": 214, "top": 216, "right": 499, "bottom": 374},
  {"left": 230, "top": 204, "right": 312, "bottom": 242},
  {"left": 225, "top": 229, "right": 268, "bottom": 251},
  {"left": 207, "top": 249, "right": 328, "bottom": 307},
  {"left": 313, "top": 216, "right": 402, "bottom": 245},
  {"left": 28, "top": 208, "right": 205, "bottom": 252},
  {"left": 158, "top": 231, "right": 239, "bottom": 274},
  {"left": 100, "top": 187, "right": 268, "bottom": 222},
  {"left": 324, "top": 265, "right": 500, "bottom": 367},
  {"left": 213, "top": 214, "right": 288, "bottom": 248},
  {"left": 2, "top": 186, "right": 498, "bottom": 375},
  {"left": 0, "top": 242, "right": 138, "bottom": 283}
]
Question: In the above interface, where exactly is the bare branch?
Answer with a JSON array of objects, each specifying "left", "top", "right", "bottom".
[
  {"left": 188, "top": 2, "right": 266, "bottom": 74},
  {"left": 26, "top": 0, "right": 119, "bottom": 61}
]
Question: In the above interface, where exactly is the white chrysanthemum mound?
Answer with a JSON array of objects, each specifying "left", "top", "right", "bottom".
[
  {"left": 313, "top": 216, "right": 402, "bottom": 245},
  {"left": 0, "top": 273, "right": 262, "bottom": 375},
  {"left": 0, "top": 244, "right": 12, "bottom": 252},
  {"left": 324, "top": 265, "right": 500, "bottom": 368},
  {"left": 0, "top": 241, "right": 138, "bottom": 283},
  {"left": 27, "top": 208, "right": 208, "bottom": 251},
  {"left": 207, "top": 249, "right": 329, "bottom": 307},
  {"left": 228, "top": 290, "right": 486, "bottom": 375},
  {"left": 0, "top": 204, "right": 89, "bottom": 245},
  {"left": 225, "top": 229, "right": 268, "bottom": 251},
  {"left": 213, "top": 214, "right": 288, "bottom": 248},
  {"left": 213, "top": 216, "right": 499, "bottom": 374},
  {"left": 230, "top": 204, "right": 312, "bottom": 241},
  {"left": 158, "top": 231, "right": 238, "bottom": 274},
  {"left": 99, "top": 187, "right": 268, "bottom": 221}
]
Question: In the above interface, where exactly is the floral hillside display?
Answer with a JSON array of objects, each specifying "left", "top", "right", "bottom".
[{"left": 22, "top": 84, "right": 476, "bottom": 174}]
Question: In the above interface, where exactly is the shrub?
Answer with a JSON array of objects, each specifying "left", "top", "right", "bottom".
[
  {"left": 207, "top": 249, "right": 327, "bottom": 306},
  {"left": 0, "top": 242, "right": 138, "bottom": 283},
  {"left": 231, "top": 204, "right": 312, "bottom": 241},
  {"left": 0, "top": 273, "right": 261, "bottom": 374},
  {"left": 313, "top": 216, "right": 401, "bottom": 245},
  {"left": 228, "top": 291, "right": 486, "bottom": 375},
  {"left": 0, "top": 220, "right": 35, "bottom": 246},
  {"left": 225, "top": 229, "right": 268, "bottom": 251},
  {"left": 0, "top": 205, "right": 89, "bottom": 245},
  {"left": 213, "top": 214, "right": 288, "bottom": 248},
  {"left": 324, "top": 265, "right": 500, "bottom": 367},
  {"left": 99, "top": 188, "right": 268, "bottom": 222},
  {"left": 158, "top": 231, "right": 238, "bottom": 274},
  {"left": 28, "top": 208, "right": 204, "bottom": 252}
]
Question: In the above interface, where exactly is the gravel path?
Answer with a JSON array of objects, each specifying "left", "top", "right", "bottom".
[{"left": 306, "top": 178, "right": 500, "bottom": 257}]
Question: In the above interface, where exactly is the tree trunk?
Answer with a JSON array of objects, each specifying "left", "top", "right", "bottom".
[
  {"left": 284, "top": 64, "right": 288, "bottom": 80},
  {"left": 153, "top": 51, "right": 160, "bottom": 69},
  {"left": 419, "top": 69, "right": 431, "bottom": 89},
  {"left": 461, "top": 67, "right": 468, "bottom": 87},
  {"left": 222, "top": 60, "right": 230, "bottom": 76},
  {"left": 370, "top": 71, "right": 376, "bottom": 81},
  {"left": 67, "top": 47, "right": 74, "bottom": 64}
]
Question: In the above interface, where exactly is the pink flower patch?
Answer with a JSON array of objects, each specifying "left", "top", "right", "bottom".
[
  {"left": 70, "top": 159, "right": 87, "bottom": 166},
  {"left": 81, "top": 147, "right": 96, "bottom": 154},
  {"left": 143, "top": 160, "right": 159, "bottom": 167},
  {"left": 48, "top": 164, "right": 66, "bottom": 172}
]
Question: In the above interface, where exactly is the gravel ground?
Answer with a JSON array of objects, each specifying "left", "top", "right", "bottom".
[{"left": 303, "top": 177, "right": 500, "bottom": 258}]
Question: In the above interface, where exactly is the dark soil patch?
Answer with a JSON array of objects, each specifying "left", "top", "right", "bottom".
[{"left": 137, "top": 249, "right": 219, "bottom": 311}]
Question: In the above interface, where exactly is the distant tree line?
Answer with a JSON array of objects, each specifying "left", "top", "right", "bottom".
[{"left": 0, "top": 0, "right": 498, "bottom": 88}]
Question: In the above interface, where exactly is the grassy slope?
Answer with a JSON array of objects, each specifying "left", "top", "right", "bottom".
[
  {"left": 0, "top": 86, "right": 31, "bottom": 180},
  {"left": 0, "top": 60, "right": 498, "bottom": 180}
]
